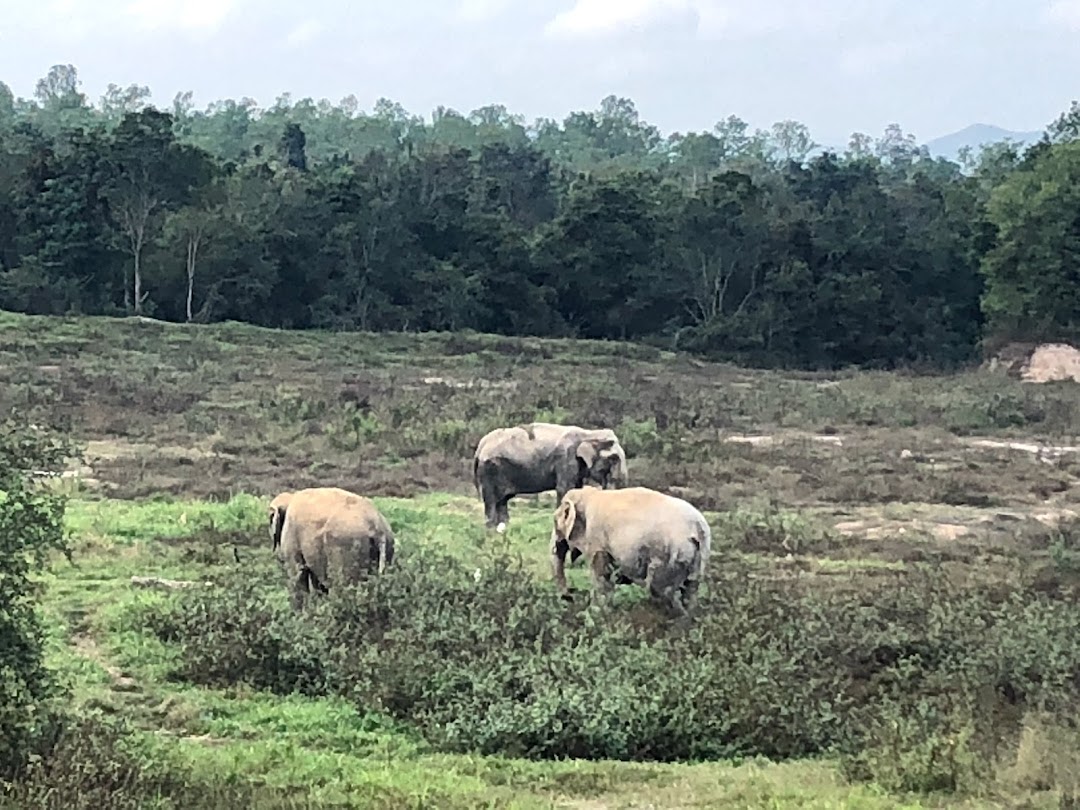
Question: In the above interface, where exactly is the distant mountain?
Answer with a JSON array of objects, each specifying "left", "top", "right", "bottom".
[{"left": 925, "top": 123, "right": 1043, "bottom": 162}]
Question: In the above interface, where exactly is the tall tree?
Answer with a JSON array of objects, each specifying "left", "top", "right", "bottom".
[
  {"left": 767, "top": 120, "right": 817, "bottom": 165},
  {"left": 1047, "top": 100, "right": 1080, "bottom": 144},
  {"left": 673, "top": 171, "right": 771, "bottom": 346},
  {"left": 162, "top": 171, "right": 224, "bottom": 322},
  {"left": 99, "top": 83, "right": 152, "bottom": 124},
  {"left": 102, "top": 109, "right": 213, "bottom": 313},
  {"left": 534, "top": 171, "right": 665, "bottom": 339},
  {"left": 279, "top": 122, "right": 308, "bottom": 171},
  {"left": 981, "top": 141, "right": 1080, "bottom": 340}
]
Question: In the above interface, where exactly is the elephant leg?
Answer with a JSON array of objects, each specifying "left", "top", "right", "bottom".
[
  {"left": 551, "top": 536, "right": 571, "bottom": 599},
  {"left": 288, "top": 567, "right": 309, "bottom": 611},
  {"left": 305, "top": 566, "right": 329, "bottom": 596},
  {"left": 480, "top": 479, "right": 506, "bottom": 531},
  {"left": 569, "top": 547, "right": 583, "bottom": 566},
  {"left": 679, "top": 578, "right": 700, "bottom": 611},
  {"left": 589, "top": 552, "right": 616, "bottom": 603},
  {"left": 644, "top": 559, "right": 685, "bottom": 616},
  {"left": 669, "top": 588, "right": 689, "bottom": 617},
  {"left": 495, "top": 496, "right": 511, "bottom": 532}
]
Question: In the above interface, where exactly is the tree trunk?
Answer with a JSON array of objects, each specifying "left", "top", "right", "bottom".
[
  {"left": 132, "top": 239, "right": 143, "bottom": 315},
  {"left": 185, "top": 234, "right": 199, "bottom": 323},
  {"left": 186, "top": 274, "right": 193, "bottom": 323}
]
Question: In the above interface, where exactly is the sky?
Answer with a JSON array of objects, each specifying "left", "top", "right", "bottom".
[{"left": 0, "top": 0, "right": 1076, "bottom": 147}]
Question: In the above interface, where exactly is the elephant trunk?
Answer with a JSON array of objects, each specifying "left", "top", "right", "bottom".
[{"left": 607, "top": 463, "right": 628, "bottom": 490}]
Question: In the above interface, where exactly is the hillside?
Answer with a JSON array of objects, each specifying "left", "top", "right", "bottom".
[
  {"left": 4, "top": 311, "right": 1080, "bottom": 808},
  {"left": 925, "top": 122, "right": 1043, "bottom": 161}
]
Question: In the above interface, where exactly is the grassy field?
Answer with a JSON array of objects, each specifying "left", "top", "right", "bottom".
[{"left": 5, "top": 310, "right": 1080, "bottom": 808}]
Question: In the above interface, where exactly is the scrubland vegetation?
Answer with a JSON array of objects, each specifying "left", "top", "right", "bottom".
[{"left": 0, "top": 312, "right": 1079, "bottom": 807}]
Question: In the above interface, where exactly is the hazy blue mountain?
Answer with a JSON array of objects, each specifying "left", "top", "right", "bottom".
[{"left": 925, "top": 123, "right": 1043, "bottom": 162}]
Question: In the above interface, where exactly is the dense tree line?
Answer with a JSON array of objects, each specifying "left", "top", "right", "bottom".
[{"left": 1, "top": 65, "right": 1076, "bottom": 369}]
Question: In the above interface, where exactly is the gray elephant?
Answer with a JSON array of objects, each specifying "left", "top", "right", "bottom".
[
  {"left": 268, "top": 487, "right": 395, "bottom": 610},
  {"left": 472, "top": 422, "right": 628, "bottom": 532},
  {"left": 550, "top": 486, "right": 711, "bottom": 616}
]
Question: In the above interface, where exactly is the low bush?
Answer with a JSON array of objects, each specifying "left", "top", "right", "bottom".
[
  {"left": 138, "top": 546, "right": 1080, "bottom": 780},
  {"left": 0, "top": 714, "right": 315, "bottom": 809}
]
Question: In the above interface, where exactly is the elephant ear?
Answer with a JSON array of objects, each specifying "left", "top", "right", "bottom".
[
  {"left": 268, "top": 492, "right": 292, "bottom": 551},
  {"left": 576, "top": 439, "right": 604, "bottom": 469},
  {"left": 270, "top": 506, "right": 286, "bottom": 551},
  {"left": 554, "top": 499, "right": 578, "bottom": 541},
  {"left": 576, "top": 438, "right": 615, "bottom": 471}
]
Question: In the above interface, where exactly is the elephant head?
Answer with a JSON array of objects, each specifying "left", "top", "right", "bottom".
[
  {"left": 574, "top": 432, "right": 628, "bottom": 490},
  {"left": 268, "top": 491, "right": 294, "bottom": 552}
]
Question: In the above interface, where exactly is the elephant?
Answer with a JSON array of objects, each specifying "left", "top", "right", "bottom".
[
  {"left": 267, "top": 486, "right": 395, "bottom": 610},
  {"left": 472, "top": 422, "right": 628, "bottom": 532},
  {"left": 550, "top": 486, "right": 711, "bottom": 616}
]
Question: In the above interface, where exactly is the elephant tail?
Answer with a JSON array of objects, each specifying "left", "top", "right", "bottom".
[
  {"left": 472, "top": 453, "right": 481, "bottom": 497},
  {"left": 687, "top": 534, "right": 705, "bottom": 581},
  {"left": 378, "top": 535, "right": 390, "bottom": 575}
]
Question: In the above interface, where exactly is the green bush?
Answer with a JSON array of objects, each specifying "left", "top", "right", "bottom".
[
  {"left": 0, "top": 413, "right": 76, "bottom": 778},
  {"left": 0, "top": 714, "right": 315, "bottom": 809},
  {"left": 713, "top": 500, "right": 837, "bottom": 556},
  {"left": 145, "top": 550, "right": 1080, "bottom": 783},
  {"left": 135, "top": 538, "right": 1080, "bottom": 780},
  {"left": 142, "top": 586, "right": 329, "bottom": 696}
]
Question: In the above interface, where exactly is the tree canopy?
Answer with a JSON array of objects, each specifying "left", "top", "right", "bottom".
[{"left": 0, "top": 65, "right": 1072, "bottom": 369}]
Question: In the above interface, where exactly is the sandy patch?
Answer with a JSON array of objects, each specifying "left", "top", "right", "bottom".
[
  {"left": 725, "top": 433, "right": 844, "bottom": 447},
  {"left": 833, "top": 518, "right": 970, "bottom": 541},
  {"left": 419, "top": 376, "right": 517, "bottom": 390},
  {"left": 964, "top": 438, "right": 1080, "bottom": 462}
]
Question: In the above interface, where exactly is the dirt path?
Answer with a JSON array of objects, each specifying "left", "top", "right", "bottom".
[
  {"left": 71, "top": 631, "right": 140, "bottom": 692},
  {"left": 69, "top": 625, "right": 227, "bottom": 745}
]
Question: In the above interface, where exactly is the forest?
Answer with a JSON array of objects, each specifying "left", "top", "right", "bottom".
[{"left": 2, "top": 64, "right": 1080, "bottom": 369}]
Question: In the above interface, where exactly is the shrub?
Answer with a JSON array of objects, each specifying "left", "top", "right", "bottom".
[
  {"left": 142, "top": 586, "right": 328, "bottom": 696},
  {"left": 0, "top": 413, "right": 76, "bottom": 778},
  {"left": 713, "top": 499, "right": 837, "bottom": 556},
  {"left": 0, "top": 713, "right": 315, "bottom": 809},
  {"left": 138, "top": 546, "right": 1080, "bottom": 781}
]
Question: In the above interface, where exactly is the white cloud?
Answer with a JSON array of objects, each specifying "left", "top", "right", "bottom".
[
  {"left": 594, "top": 48, "right": 656, "bottom": 81},
  {"left": 285, "top": 19, "right": 324, "bottom": 49},
  {"left": 543, "top": 0, "right": 854, "bottom": 41},
  {"left": 1046, "top": 0, "right": 1080, "bottom": 29},
  {"left": 838, "top": 40, "right": 915, "bottom": 75},
  {"left": 124, "top": 0, "right": 239, "bottom": 34},
  {"left": 456, "top": 0, "right": 511, "bottom": 23},
  {"left": 544, "top": 0, "right": 695, "bottom": 38}
]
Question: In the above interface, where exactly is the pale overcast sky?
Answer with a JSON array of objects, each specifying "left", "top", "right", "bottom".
[{"left": 0, "top": 0, "right": 1075, "bottom": 146}]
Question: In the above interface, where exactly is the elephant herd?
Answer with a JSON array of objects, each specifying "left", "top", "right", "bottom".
[{"left": 267, "top": 422, "right": 711, "bottom": 616}]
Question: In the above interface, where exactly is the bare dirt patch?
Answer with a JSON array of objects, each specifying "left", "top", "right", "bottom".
[
  {"left": 724, "top": 431, "right": 845, "bottom": 447},
  {"left": 1023, "top": 343, "right": 1080, "bottom": 383}
]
